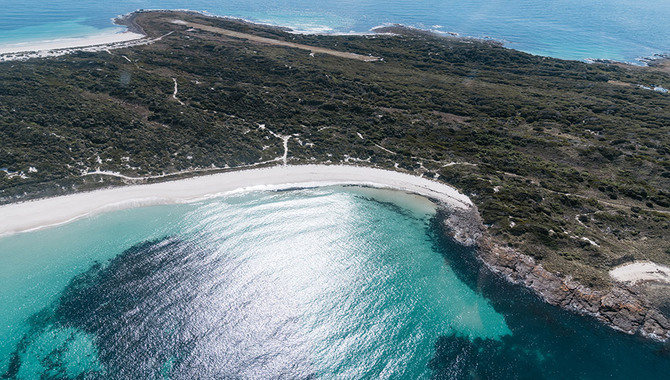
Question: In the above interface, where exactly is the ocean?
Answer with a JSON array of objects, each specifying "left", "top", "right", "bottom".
[
  {"left": 2, "top": 1, "right": 670, "bottom": 378},
  {"left": 1, "top": 186, "right": 669, "bottom": 378},
  {"left": 0, "top": 0, "right": 669, "bottom": 63}
]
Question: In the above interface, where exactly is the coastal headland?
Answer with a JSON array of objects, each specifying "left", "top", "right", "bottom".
[{"left": 1, "top": 10, "right": 669, "bottom": 340}]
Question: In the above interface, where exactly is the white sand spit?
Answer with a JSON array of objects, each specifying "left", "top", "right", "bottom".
[
  {"left": 610, "top": 261, "right": 670, "bottom": 284},
  {"left": 0, "top": 165, "right": 472, "bottom": 237}
]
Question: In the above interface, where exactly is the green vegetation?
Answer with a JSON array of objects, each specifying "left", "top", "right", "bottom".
[{"left": 1, "top": 11, "right": 669, "bottom": 287}]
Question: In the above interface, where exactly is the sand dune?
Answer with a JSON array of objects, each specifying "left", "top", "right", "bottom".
[{"left": 610, "top": 261, "right": 670, "bottom": 284}]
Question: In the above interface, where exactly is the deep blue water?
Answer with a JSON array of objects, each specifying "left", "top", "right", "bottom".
[
  {"left": 1, "top": 187, "right": 670, "bottom": 378},
  {"left": 0, "top": 0, "right": 669, "bottom": 63}
]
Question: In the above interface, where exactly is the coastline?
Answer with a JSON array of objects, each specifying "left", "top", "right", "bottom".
[
  {"left": 0, "top": 10, "right": 504, "bottom": 64},
  {"left": 476, "top": 241, "right": 670, "bottom": 341},
  {"left": 0, "top": 12, "right": 147, "bottom": 61},
  {"left": 0, "top": 9, "right": 665, "bottom": 66},
  {"left": 1, "top": 9, "right": 669, "bottom": 344},
  {"left": 2, "top": 162, "right": 668, "bottom": 342},
  {"left": 0, "top": 164, "right": 472, "bottom": 237}
]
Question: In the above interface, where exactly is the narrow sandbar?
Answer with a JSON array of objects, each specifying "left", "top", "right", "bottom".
[{"left": 0, "top": 165, "right": 472, "bottom": 237}]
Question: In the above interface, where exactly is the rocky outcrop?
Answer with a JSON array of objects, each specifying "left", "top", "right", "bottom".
[
  {"left": 441, "top": 203, "right": 670, "bottom": 342},
  {"left": 479, "top": 243, "right": 670, "bottom": 341},
  {"left": 442, "top": 205, "right": 486, "bottom": 247}
]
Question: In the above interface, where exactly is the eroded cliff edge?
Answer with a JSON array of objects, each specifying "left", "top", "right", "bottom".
[{"left": 444, "top": 205, "right": 670, "bottom": 341}]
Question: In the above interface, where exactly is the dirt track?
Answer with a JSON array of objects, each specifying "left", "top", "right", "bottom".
[{"left": 172, "top": 19, "right": 380, "bottom": 62}]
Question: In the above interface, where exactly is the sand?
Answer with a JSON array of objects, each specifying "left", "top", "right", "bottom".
[
  {"left": 0, "top": 31, "right": 146, "bottom": 61},
  {"left": 0, "top": 31, "right": 144, "bottom": 55},
  {"left": 609, "top": 261, "right": 670, "bottom": 284},
  {"left": 0, "top": 165, "right": 472, "bottom": 237}
]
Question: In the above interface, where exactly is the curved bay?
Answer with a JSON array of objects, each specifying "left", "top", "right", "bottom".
[{"left": 0, "top": 187, "right": 669, "bottom": 379}]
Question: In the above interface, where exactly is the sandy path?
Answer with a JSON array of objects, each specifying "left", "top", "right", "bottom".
[
  {"left": 172, "top": 20, "right": 380, "bottom": 62},
  {"left": 172, "top": 77, "right": 185, "bottom": 105},
  {"left": 0, "top": 165, "right": 471, "bottom": 237},
  {"left": 0, "top": 32, "right": 144, "bottom": 56}
]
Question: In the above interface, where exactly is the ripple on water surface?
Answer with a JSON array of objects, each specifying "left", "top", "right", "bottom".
[
  {"left": 0, "top": 187, "right": 509, "bottom": 378},
  {"left": 1, "top": 187, "right": 670, "bottom": 379}
]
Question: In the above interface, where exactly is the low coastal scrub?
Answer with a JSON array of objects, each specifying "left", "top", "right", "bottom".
[{"left": 1, "top": 11, "right": 669, "bottom": 287}]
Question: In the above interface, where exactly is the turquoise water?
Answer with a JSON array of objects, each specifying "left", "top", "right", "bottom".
[
  {"left": 1, "top": 186, "right": 669, "bottom": 379},
  {"left": 0, "top": 0, "right": 669, "bottom": 63}
]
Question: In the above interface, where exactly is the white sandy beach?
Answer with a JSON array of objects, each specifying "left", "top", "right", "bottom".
[
  {"left": 610, "top": 261, "right": 670, "bottom": 284},
  {"left": 0, "top": 31, "right": 144, "bottom": 54},
  {"left": 0, "top": 165, "right": 472, "bottom": 237}
]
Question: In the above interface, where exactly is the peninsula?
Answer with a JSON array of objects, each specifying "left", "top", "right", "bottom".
[{"left": 1, "top": 10, "right": 669, "bottom": 340}]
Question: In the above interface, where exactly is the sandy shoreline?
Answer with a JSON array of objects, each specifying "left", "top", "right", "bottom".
[
  {"left": 0, "top": 165, "right": 472, "bottom": 237},
  {"left": 0, "top": 30, "right": 148, "bottom": 62},
  {"left": 0, "top": 31, "right": 144, "bottom": 56},
  {"left": 0, "top": 12, "right": 148, "bottom": 61}
]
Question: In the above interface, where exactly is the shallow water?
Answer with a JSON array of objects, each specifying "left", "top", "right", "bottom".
[
  {"left": 0, "top": 187, "right": 510, "bottom": 378},
  {"left": 1, "top": 186, "right": 669, "bottom": 379},
  {"left": 0, "top": 0, "right": 669, "bottom": 63}
]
